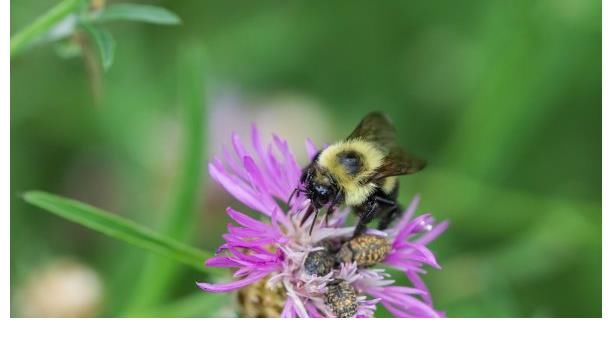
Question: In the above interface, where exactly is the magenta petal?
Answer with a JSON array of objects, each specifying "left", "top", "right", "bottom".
[
  {"left": 394, "top": 214, "right": 433, "bottom": 245},
  {"left": 221, "top": 145, "right": 248, "bottom": 181},
  {"left": 406, "top": 270, "right": 432, "bottom": 305},
  {"left": 242, "top": 155, "right": 283, "bottom": 214},
  {"left": 393, "top": 195, "right": 420, "bottom": 231},
  {"left": 227, "top": 208, "right": 269, "bottom": 231},
  {"left": 305, "top": 302, "right": 324, "bottom": 318},
  {"left": 226, "top": 225, "right": 261, "bottom": 237},
  {"left": 416, "top": 220, "right": 449, "bottom": 246},
  {"left": 383, "top": 257, "right": 427, "bottom": 273},
  {"left": 380, "top": 286, "right": 428, "bottom": 296},
  {"left": 205, "top": 256, "right": 240, "bottom": 268},
  {"left": 197, "top": 271, "right": 270, "bottom": 292},
  {"left": 382, "top": 300, "right": 436, "bottom": 318},
  {"left": 305, "top": 138, "right": 318, "bottom": 160},
  {"left": 251, "top": 125, "right": 286, "bottom": 198},
  {"left": 404, "top": 243, "right": 441, "bottom": 268},
  {"left": 280, "top": 298, "right": 295, "bottom": 318},
  {"left": 381, "top": 300, "right": 412, "bottom": 317},
  {"left": 243, "top": 155, "right": 269, "bottom": 192},
  {"left": 272, "top": 134, "right": 301, "bottom": 187},
  {"left": 227, "top": 247, "right": 271, "bottom": 264},
  {"left": 231, "top": 132, "right": 248, "bottom": 162},
  {"left": 266, "top": 144, "right": 286, "bottom": 183},
  {"left": 368, "top": 287, "right": 440, "bottom": 318},
  {"left": 209, "top": 162, "right": 266, "bottom": 213}
]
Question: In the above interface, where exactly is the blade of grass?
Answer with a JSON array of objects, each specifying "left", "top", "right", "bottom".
[
  {"left": 23, "top": 191, "right": 223, "bottom": 277},
  {"left": 124, "top": 43, "right": 208, "bottom": 314},
  {"left": 11, "top": 0, "right": 83, "bottom": 57}
]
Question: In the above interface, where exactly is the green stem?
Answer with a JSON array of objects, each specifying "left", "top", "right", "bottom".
[{"left": 10, "top": 0, "right": 83, "bottom": 57}]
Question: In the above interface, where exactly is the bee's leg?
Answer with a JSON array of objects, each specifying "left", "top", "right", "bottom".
[
  {"left": 377, "top": 204, "right": 401, "bottom": 230},
  {"left": 309, "top": 208, "right": 320, "bottom": 236},
  {"left": 300, "top": 204, "right": 315, "bottom": 226},
  {"left": 287, "top": 188, "right": 299, "bottom": 206},
  {"left": 374, "top": 195, "right": 401, "bottom": 230},
  {"left": 353, "top": 222, "right": 367, "bottom": 238},
  {"left": 288, "top": 187, "right": 307, "bottom": 206},
  {"left": 324, "top": 206, "right": 334, "bottom": 227},
  {"left": 353, "top": 198, "right": 380, "bottom": 238},
  {"left": 324, "top": 190, "right": 343, "bottom": 226}
]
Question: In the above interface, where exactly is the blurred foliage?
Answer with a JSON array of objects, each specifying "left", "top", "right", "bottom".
[{"left": 11, "top": 0, "right": 601, "bottom": 317}]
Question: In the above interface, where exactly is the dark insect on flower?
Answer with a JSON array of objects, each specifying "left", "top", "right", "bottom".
[
  {"left": 292, "top": 112, "right": 427, "bottom": 237},
  {"left": 336, "top": 234, "right": 391, "bottom": 267},
  {"left": 324, "top": 280, "right": 358, "bottom": 318},
  {"left": 304, "top": 249, "right": 336, "bottom": 276}
]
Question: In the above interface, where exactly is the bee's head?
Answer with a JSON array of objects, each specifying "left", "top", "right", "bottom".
[
  {"left": 302, "top": 166, "right": 337, "bottom": 209},
  {"left": 310, "top": 183, "right": 332, "bottom": 208}
]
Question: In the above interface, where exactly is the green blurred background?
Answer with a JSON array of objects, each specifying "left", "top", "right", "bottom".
[{"left": 10, "top": 0, "right": 601, "bottom": 317}]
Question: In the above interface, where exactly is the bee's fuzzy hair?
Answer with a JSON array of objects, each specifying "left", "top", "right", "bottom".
[{"left": 316, "top": 139, "right": 385, "bottom": 206}]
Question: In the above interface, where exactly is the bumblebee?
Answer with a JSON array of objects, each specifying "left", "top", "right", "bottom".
[
  {"left": 336, "top": 234, "right": 391, "bottom": 267},
  {"left": 292, "top": 112, "right": 426, "bottom": 237},
  {"left": 324, "top": 280, "right": 358, "bottom": 318}
]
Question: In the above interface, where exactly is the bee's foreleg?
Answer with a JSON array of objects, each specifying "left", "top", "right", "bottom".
[
  {"left": 309, "top": 208, "right": 320, "bottom": 236},
  {"left": 287, "top": 187, "right": 307, "bottom": 206},
  {"left": 288, "top": 188, "right": 298, "bottom": 205},
  {"left": 324, "top": 191, "right": 343, "bottom": 226},
  {"left": 300, "top": 204, "right": 315, "bottom": 226}
]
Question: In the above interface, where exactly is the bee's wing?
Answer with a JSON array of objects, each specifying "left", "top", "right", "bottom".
[
  {"left": 346, "top": 111, "right": 396, "bottom": 148},
  {"left": 347, "top": 112, "right": 426, "bottom": 180},
  {"left": 372, "top": 146, "right": 427, "bottom": 180}
]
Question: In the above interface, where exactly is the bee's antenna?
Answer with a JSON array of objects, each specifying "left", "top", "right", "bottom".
[{"left": 309, "top": 208, "right": 319, "bottom": 236}]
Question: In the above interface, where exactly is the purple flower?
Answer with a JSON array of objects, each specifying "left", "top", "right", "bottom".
[{"left": 197, "top": 125, "right": 448, "bottom": 318}]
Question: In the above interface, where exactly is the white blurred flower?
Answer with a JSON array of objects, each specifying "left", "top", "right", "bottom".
[{"left": 18, "top": 259, "right": 103, "bottom": 317}]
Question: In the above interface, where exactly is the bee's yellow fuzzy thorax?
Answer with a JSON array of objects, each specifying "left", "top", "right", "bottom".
[{"left": 317, "top": 139, "right": 386, "bottom": 206}]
